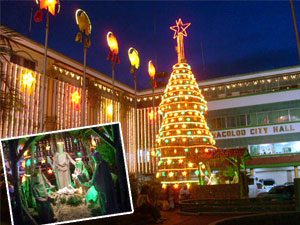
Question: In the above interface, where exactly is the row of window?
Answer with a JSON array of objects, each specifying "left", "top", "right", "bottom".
[{"left": 208, "top": 108, "right": 300, "bottom": 130}]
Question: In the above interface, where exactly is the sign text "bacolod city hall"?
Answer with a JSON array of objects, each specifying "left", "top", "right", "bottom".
[{"left": 211, "top": 122, "right": 300, "bottom": 140}]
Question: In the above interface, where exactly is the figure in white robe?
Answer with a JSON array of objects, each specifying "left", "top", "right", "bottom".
[{"left": 52, "top": 142, "right": 75, "bottom": 189}]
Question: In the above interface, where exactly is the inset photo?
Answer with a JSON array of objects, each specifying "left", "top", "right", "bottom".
[{"left": 0, "top": 123, "right": 133, "bottom": 225}]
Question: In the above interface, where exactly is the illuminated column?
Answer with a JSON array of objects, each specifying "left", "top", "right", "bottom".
[
  {"left": 90, "top": 105, "right": 95, "bottom": 125},
  {"left": 295, "top": 166, "right": 299, "bottom": 178},
  {"left": 45, "top": 77, "right": 56, "bottom": 131},
  {"left": 128, "top": 47, "right": 140, "bottom": 176}
]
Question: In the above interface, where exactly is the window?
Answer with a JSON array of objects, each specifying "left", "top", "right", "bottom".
[
  {"left": 290, "top": 108, "right": 300, "bottom": 121},
  {"left": 257, "top": 112, "right": 269, "bottom": 125},
  {"left": 10, "top": 54, "right": 36, "bottom": 71},
  {"left": 256, "top": 183, "right": 262, "bottom": 189},
  {"left": 249, "top": 141, "right": 300, "bottom": 156},
  {"left": 236, "top": 115, "right": 246, "bottom": 127},
  {"left": 268, "top": 110, "right": 289, "bottom": 124},
  {"left": 247, "top": 113, "right": 257, "bottom": 126},
  {"left": 227, "top": 116, "right": 236, "bottom": 128}
]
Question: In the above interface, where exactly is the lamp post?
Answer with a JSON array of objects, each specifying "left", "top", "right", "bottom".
[
  {"left": 35, "top": 0, "right": 60, "bottom": 133},
  {"left": 148, "top": 60, "right": 157, "bottom": 173},
  {"left": 75, "top": 9, "right": 91, "bottom": 127},
  {"left": 107, "top": 32, "right": 120, "bottom": 122},
  {"left": 290, "top": 0, "right": 300, "bottom": 63},
  {"left": 128, "top": 47, "right": 140, "bottom": 178}
]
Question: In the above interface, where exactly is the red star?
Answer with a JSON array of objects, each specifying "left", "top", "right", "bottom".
[{"left": 170, "top": 18, "right": 191, "bottom": 39}]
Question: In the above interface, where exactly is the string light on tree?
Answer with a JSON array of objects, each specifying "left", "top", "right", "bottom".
[{"left": 156, "top": 19, "right": 217, "bottom": 189}]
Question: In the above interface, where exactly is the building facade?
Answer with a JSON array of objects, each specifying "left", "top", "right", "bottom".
[{"left": 1, "top": 28, "right": 299, "bottom": 182}]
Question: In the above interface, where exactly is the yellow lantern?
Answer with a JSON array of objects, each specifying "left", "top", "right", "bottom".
[
  {"left": 128, "top": 47, "right": 140, "bottom": 70},
  {"left": 75, "top": 9, "right": 92, "bottom": 35}
]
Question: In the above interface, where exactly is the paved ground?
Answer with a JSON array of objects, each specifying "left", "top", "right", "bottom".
[{"left": 160, "top": 210, "right": 234, "bottom": 225}]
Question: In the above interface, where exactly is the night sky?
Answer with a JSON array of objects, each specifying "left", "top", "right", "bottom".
[{"left": 1, "top": 1, "right": 300, "bottom": 90}]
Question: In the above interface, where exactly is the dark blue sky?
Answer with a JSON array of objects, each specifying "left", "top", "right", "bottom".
[{"left": 1, "top": 1, "right": 300, "bottom": 90}]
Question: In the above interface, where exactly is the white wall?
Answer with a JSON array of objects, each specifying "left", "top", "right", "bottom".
[{"left": 254, "top": 167, "right": 296, "bottom": 185}]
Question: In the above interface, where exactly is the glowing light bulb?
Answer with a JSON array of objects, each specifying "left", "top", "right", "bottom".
[
  {"left": 188, "top": 162, "right": 193, "bottom": 167},
  {"left": 169, "top": 172, "right": 174, "bottom": 177},
  {"left": 182, "top": 171, "right": 187, "bottom": 176},
  {"left": 167, "top": 159, "right": 172, "bottom": 165},
  {"left": 156, "top": 172, "right": 160, "bottom": 178},
  {"left": 162, "top": 183, "right": 167, "bottom": 189},
  {"left": 174, "top": 184, "right": 179, "bottom": 189},
  {"left": 179, "top": 159, "right": 183, "bottom": 164}
]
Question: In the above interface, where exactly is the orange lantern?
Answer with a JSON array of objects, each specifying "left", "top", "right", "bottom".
[
  {"left": 148, "top": 60, "right": 157, "bottom": 87},
  {"left": 107, "top": 32, "right": 120, "bottom": 64},
  {"left": 148, "top": 60, "right": 156, "bottom": 78},
  {"left": 38, "top": 0, "right": 60, "bottom": 16},
  {"left": 107, "top": 32, "right": 119, "bottom": 55}
]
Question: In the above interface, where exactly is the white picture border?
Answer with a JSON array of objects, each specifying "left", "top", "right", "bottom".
[{"left": 0, "top": 122, "right": 134, "bottom": 225}]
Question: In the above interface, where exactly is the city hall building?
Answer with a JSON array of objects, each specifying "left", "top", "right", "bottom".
[{"left": 1, "top": 27, "right": 299, "bottom": 184}]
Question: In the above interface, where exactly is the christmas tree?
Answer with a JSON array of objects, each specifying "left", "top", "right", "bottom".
[{"left": 156, "top": 19, "right": 217, "bottom": 188}]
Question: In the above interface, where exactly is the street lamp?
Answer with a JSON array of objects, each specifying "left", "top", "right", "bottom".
[
  {"left": 35, "top": 0, "right": 60, "bottom": 132},
  {"left": 148, "top": 60, "right": 157, "bottom": 173},
  {"left": 128, "top": 47, "right": 139, "bottom": 176},
  {"left": 107, "top": 31, "right": 120, "bottom": 121},
  {"left": 75, "top": 9, "right": 92, "bottom": 127}
]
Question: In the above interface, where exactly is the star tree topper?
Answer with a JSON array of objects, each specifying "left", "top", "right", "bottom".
[{"left": 170, "top": 19, "right": 191, "bottom": 63}]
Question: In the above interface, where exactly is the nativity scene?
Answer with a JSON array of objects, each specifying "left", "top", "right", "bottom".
[{"left": 0, "top": 123, "right": 133, "bottom": 225}]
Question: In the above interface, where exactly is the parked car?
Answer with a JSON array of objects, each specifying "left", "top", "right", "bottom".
[
  {"left": 260, "top": 179, "right": 276, "bottom": 192},
  {"left": 248, "top": 178, "right": 276, "bottom": 198},
  {"left": 256, "top": 184, "right": 294, "bottom": 200}
]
